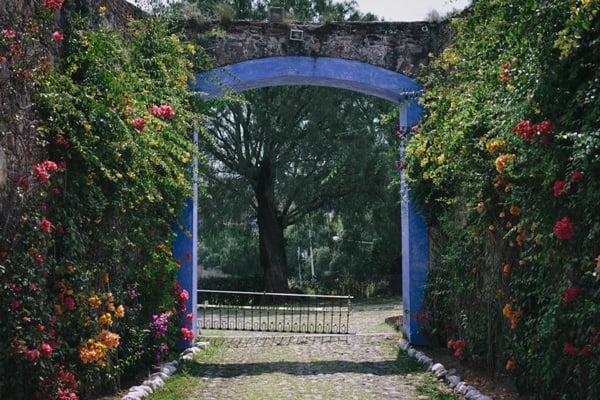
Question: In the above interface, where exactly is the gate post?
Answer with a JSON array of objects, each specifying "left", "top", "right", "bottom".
[
  {"left": 173, "top": 129, "right": 198, "bottom": 349},
  {"left": 400, "top": 99, "right": 428, "bottom": 345}
]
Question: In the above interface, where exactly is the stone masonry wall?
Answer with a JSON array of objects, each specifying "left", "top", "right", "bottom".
[{"left": 187, "top": 19, "right": 451, "bottom": 78}]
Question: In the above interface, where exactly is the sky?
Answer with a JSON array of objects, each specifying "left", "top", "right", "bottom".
[{"left": 352, "top": 0, "right": 471, "bottom": 21}]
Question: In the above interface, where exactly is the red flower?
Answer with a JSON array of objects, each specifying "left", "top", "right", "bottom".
[
  {"left": 9, "top": 300, "right": 20, "bottom": 309},
  {"left": 52, "top": 31, "right": 64, "bottom": 41},
  {"left": 64, "top": 296, "right": 75, "bottom": 310},
  {"left": 553, "top": 217, "right": 574, "bottom": 240},
  {"left": 26, "top": 349, "right": 40, "bottom": 362},
  {"left": 132, "top": 117, "right": 147, "bottom": 132},
  {"left": 571, "top": 170, "right": 583, "bottom": 181},
  {"left": 562, "top": 287, "right": 582, "bottom": 304},
  {"left": 580, "top": 345, "right": 593, "bottom": 358},
  {"left": 180, "top": 327, "right": 195, "bottom": 341},
  {"left": 552, "top": 180, "right": 568, "bottom": 197},
  {"left": 35, "top": 255, "right": 44, "bottom": 265},
  {"left": 39, "top": 342, "right": 53, "bottom": 358},
  {"left": 43, "top": 0, "right": 64, "bottom": 12},
  {"left": 39, "top": 218, "right": 52, "bottom": 233},
  {"left": 563, "top": 343, "right": 579, "bottom": 355},
  {"left": 186, "top": 313, "right": 194, "bottom": 322}
]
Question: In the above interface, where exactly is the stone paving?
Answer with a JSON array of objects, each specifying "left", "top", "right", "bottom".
[{"left": 146, "top": 299, "right": 461, "bottom": 400}]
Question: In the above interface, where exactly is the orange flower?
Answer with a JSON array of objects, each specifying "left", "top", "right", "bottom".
[
  {"left": 89, "top": 295, "right": 102, "bottom": 308},
  {"left": 509, "top": 205, "right": 521, "bottom": 215},
  {"left": 114, "top": 304, "right": 125, "bottom": 318},
  {"left": 476, "top": 202, "right": 484, "bottom": 214},
  {"left": 99, "top": 312, "right": 113, "bottom": 327},
  {"left": 502, "top": 303, "right": 522, "bottom": 329},
  {"left": 78, "top": 339, "right": 107, "bottom": 366},
  {"left": 503, "top": 264, "right": 511, "bottom": 275},
  {"left": 98, "top": 330, "right": 120, "bottom": 349},
  {"left": 495, "top": 154, "right": 516, "bottom": 173},
  {"left": 506, "top": 357, "right": 516, "bottom": 370}
]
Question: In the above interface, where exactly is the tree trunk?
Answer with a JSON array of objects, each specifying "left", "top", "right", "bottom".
[{"left": 254, "top": 159, "right": 289, "bottom": 293}]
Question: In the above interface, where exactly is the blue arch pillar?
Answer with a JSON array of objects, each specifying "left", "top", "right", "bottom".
[
  {"left": 399, "top": 102, "right": 428, "bottom": 345},
  {"left": 186, "top": 56, "right": 429, "bottom": 346},
  {"left": 172, "top": 129, "right": 198, "bottom": 349}
]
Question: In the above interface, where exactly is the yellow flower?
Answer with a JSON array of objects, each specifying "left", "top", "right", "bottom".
[
  {"left": 83, "top": 124, "right": 92, "bottom": 132},
  {"left": 98, "top": 5, "right": 107, "bottom": 13}
]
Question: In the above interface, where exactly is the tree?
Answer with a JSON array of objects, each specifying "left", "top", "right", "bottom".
[
  {"left": 198, "top": 86, "right": 395, "bottom": 292},
  {"left": 181, "top": 0, "right": 378, "bottom": 21}
]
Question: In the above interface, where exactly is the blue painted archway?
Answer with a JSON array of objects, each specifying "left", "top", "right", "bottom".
[{"left": 174, "top": 56, "right": 429, "bottom": 345}]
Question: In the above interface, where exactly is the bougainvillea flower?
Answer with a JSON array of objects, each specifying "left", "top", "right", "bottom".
[
  {"left": 562, "top": 287, "right": 582, "bottom": 304},
  {"left": 553, "top": 180, "right": 568, "bottom": 197},
  {"left": 52, "top": 31, "right": 64, "bottom": 41},
  {"left": 553, "top": 216, "right": 574, "bottom": 240}
]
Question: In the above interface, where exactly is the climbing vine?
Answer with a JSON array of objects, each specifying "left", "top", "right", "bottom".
[
  {"left": 0, "top": 2, "right": 206, "bottom": 399},
  {"left": 406, "top": 0, "right": 599, "bottom": 398}
]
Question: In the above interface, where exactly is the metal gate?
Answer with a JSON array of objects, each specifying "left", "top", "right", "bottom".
[{"left": 198, "top": 290, "right": 352, "bottom": 334}]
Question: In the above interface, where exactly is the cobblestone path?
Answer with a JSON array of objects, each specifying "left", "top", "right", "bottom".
[{"left": 148, "top": 298, "right": 458, "bottom": 400}]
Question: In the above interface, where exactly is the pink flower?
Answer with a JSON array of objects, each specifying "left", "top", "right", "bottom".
[
  {"left": 562, "top": 287, "right": 582, "bottom": 304},
  {"left": 149, "top": 104, "right": 175, "bottom": 119},
  {"left": 180, "top": 327, "right": 195, "bottom": 341},
  {"left": 9, "top": 300, "right": 20, "bottom": 309},
  {"left": 2, "top": 29, "right": 16, "bottom": 39},
  {"left": 39, "top": 218, "right": 52, "bottom": 233},
  {"left": 553, "top": 180, "right": 568, "bottom": 197},
  {"left": 132, "top": 117, "right": 147, "bottom": 132},
  {"left": 35, "top": 255, "right": 44, "bottom": 265},
  {"left": 36, "top": 324, "right": 45, "bottom": 332},
  {"left": 52, "top": 31, "right": 64, "bottom": 41},
  {"left": 553, "top": 216, "right": 574, "bottom": 240},
  {"left": 26, "top": 349, "right": 40, "bottom": 362},
  {"left": 563, "top": 343, "right": 579, "bottom": 355},
  {"left": 571, "top": 170, "right": 583, "bottom": 181},
  {"left": 186, "top": 313, "right": 194, "bottom": 322},
  {"left": 39, "top": 342, "right": 53, "bottom": 358}
]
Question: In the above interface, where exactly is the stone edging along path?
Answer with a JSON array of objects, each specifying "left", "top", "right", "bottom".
[
  {"left": 120, "top": 337, "right": 493, "bottom": 400},
  {"left": 397, "top": 338, "right": 493, "bottom": 400}
]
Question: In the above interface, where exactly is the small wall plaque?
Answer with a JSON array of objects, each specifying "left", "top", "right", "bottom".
[{"left": 290, "top": 29, "right": 304, "bottom": 41}]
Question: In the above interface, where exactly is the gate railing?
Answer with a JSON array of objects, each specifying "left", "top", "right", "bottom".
[{"left": 197, "top": 289, "right": 353, "bottom": 334}]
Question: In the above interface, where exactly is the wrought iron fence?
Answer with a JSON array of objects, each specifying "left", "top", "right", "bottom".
[{"left": 198, "top": 289, "right": 353, "bottom": 334}]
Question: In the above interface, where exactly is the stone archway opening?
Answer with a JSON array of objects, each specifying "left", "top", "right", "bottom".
[{"left": 175, "top": 56, "right": 429, "bottom": 345}]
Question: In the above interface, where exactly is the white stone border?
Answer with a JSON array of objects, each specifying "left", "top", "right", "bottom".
[
  {"left": 397, "top": 338, "right": 493, "bottom": 400},
  {"left": 121, "top": 341, "right": 210, "bottom": 400}
]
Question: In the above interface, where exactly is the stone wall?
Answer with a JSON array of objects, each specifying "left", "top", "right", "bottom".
[{"left": 188, "top": 19, "right": 451, "bottom": 78}]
